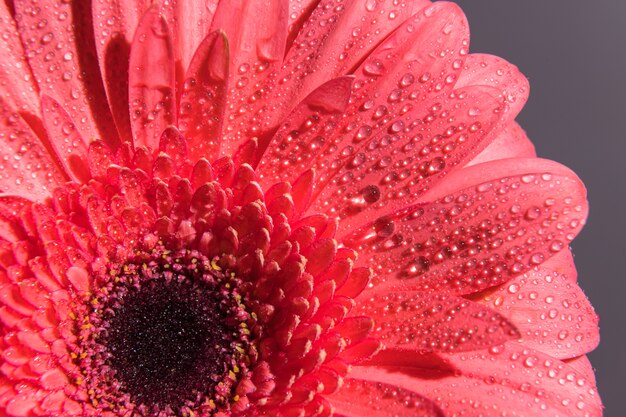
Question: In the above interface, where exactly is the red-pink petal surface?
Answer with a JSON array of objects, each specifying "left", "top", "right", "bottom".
[
  {"left": 210, "top": 0, "right": 290, "bottom": 157},
  {"left": 565, "top": 355, "right": 598, "bottom": 386},
  {"left": 159, "top": 0, "right": 217, "bottom": 72},
  {"left": 0, "top": 2, "right": 39, "bottom": 117},
  {"left": 455, "top": 53, "right": 529, "bottom": 122},
  {"left": 467, "top": 121, "right": 536, "bottom": 166},
  {"left": 472, "top": 250, "right": 599, "bottom": 359},
  {"left": 178, "top": 31, "right": 229, "bottom": 160},
  {"left": 40, "top": 96, "right": 89, "bottom": 183},
  {"left": 211, "top": 1, "right": 288, "bottom": 75},
  {"left": 357, "top": 291, "right": 519, "bottom": 353},
  {"left": 221, "top": 0, "right": 433, "bottom": 158},
  {"left": 328, "top": 378, "right": 443, "bottom": 417},
  {"left": 278, "top": 0, "right": 432, "bottom": 107},
  {"left": 259, "top": 2, "right": 471, "bottom": 190},
  {"left": 308, "top": 85, "right": 504, "bottom": 233},
  {"left": 92, "top": 0, "right": 151, "bottom": 142},
  {"left": 13, "top": 0, "right": 117, "bottom": 148},
  {"left": 343, "top": 158, "right": 588, "bottom": 295},
  {"left": 0, "top": 99, "right": 65, "bottom": 199},
  {"left": 257, "top": 75, "right": 354, "bottom": 174},
  {"left": 128, "top": 6, "right": 176, "bottom": 149},
  {"left": 356, "top": 342, "right": 602, "bottom": 417},
  {"left": 0, "top": 0, "right": 601, "bottom": 416}
]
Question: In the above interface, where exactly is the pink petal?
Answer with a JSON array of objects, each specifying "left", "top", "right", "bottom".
[
  {"left": 0, "top": 99, "right": 65, "bottom": 200},
  {"left": 92, "top": 0, "right": 151, "bottom": 142},
  {"left": 357, "top": 292, "right": 518, "bottom": 353},
  {"left": 343, "top": 158, "right": 588, "bottom": 295},
  {"left": 40, "top": 95, "right": 90, "bottom": 183},
  {"left": 65, "top": 266, "right": 91, "bottom": 295},
  {"left": 158, "top": 0, "right": 216, "bottom": 72},
  {"left": 0, "top": 2, "right": 39, "bottom": 116},
  {"left": 178, "top": 31, "right": 228, "bottom": 160},
  {"left": 287, "top": 0, "right": 319, "bottom": 33},
  {"left": 564, "top": 355, "right": 597, "bottom": 386},
  {"left": 260, "top": 3, "right": 472, "bottom": 199},
  {"left": 455, "top": 53, "right": 529, "bottom": 122},
  {"left": 257, "top": 76, "right": 354, "bottom": 180},
  {"left": 13, "top": 0, "right": 118, "bottom": 148},
  {"left": 6, "top": 390, "right": 38, "bottom": 417},
  {"left": 39, "top": 368, "right": 68, "bottom": 390},
  {"left": 211, "top": 0, "right": 288, "bottom": 73},
  {"left": 357, "top": 342, "right": 602, "bottom": 417},
  {"left": 40, "top": 389, "right": 65, "bottom": 413},
  {"left": 327, "top": 378, "right": 443, "bottom": 417},
  {"left": 221, "top": 0, "right": 432, "bottom": 158},
  {"left": 309, "top": 85, "right": 503, "bottom": 234},
  {"left": 210, "top": 0, "right": 289, "bottom": 156},
  {"left": 128, "top": 6, "right": 176, "bottom": 149},
  {"left": 472, "top": 250, "right": 599, "bottom": 359},
  {"left": 467, "top": 121, "right": 536, "bottom": 166},
  {"left": 279, "top": 0, "right": 432, "bottom": 108}
]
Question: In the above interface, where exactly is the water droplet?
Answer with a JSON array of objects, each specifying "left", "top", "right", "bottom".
[
  {"left": 550, "top": 240, "right": 564, "bottom": 252},
  {"left": 524, "top": 356, "right": 537, "bottom": 368},
  {"left": 374, "top": 217, "right": 395, "bottom": 238},
  {"left": 399, "top": 73, "right": 415, "bottom": 87},
  {"left": 361, "top": 185, "right": 381, "bottom": 203},
  {"left": 468, "top": 107, "right": 480, "bottom": 117},
  {"left": 363, "top": 60, "right": 385, "bottom": 76},
  {"left": 426, "top": 157, "right": 445, "bottom": 175},
  {"left": 525, "top": 206, "right": 541, "bottom": 220}
]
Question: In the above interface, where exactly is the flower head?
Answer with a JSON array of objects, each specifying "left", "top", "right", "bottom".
[{"left": 0, "top": 1, "right": 601, "bottom": 417}]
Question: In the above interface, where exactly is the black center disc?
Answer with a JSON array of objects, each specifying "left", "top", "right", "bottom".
[{"left": 104, "top": 279, "right": 230, "bottom": 408}]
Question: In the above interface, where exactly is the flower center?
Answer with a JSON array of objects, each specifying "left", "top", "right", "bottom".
[
  {"left": 105, "top": 280, "right": 229, "bottom": 407},
  {"left": 75, "top": 248, "right": 257, "bottom": 416}
]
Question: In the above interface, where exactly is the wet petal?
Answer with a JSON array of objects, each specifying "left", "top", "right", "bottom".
[
  {"left": 221, "top": 0, "right": 432, "bottom": 157},
  {"left": 92, "top": 0, "right": 151, "bottom": 142},
  {"left": 257, "top": 76, "right": 354, "bottom": 178},
  {"left": 357, "top": 342, "right": 602, "bottom": 417},
  {"left": 128, "top": 6, "right": 176, "bottom": 149},
  {"left": 260, "top": 3, "right": 476, "bottom": 218},
  {"left": 0, "top": 99, "right": 65, "bottom": 199},
  {"left": 357, "top": 291, "right": 518, "bottom": 353},
  {"left": 40, "top": 95, "right": 89, "bottom": 183},
  {"left": 13, "top": 0, "right": 118, "bottom": 148},
  {"left": 178, "top": 31, "right": 228, "bottom": 160},
  {"left": 473, "top": 250, "right": 599, "bottom": 359},
  {"left": 0, "top": 1, "right": 39, "bottom": 116},
  {"left": 467, "top": 121, "right": 536, "bottom": 166},
  {"left": 456, "top": 53, "right": 529, "bottom": 122},
  {"left": 159, "top": 0, "right": 217, "bottom": 72},
  {"left": 328, "top": 378, "right": 443, "bottom": 417},
  {"left": 343, "top": 158, "right": 588, "bottom": 295},
  {"left": 309, "top": 86, "right": 503, "bottom": 233}
]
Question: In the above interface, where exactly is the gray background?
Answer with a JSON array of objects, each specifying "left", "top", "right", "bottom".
[{"left": 448, "top": 1, "right": 626, "bottom": 416}]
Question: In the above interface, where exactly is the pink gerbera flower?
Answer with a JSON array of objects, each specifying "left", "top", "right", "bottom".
[{"left": 0, "top": 1, "right": 601, "bottom": 416}]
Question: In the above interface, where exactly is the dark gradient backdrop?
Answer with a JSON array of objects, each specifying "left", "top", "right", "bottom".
[{"left": 448, "top": 1, "right": 626, "bottom": 416}]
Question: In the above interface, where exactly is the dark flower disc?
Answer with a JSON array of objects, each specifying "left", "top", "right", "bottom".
[{"left": 73, "top": 248, "right": 257, "bottom": 416}]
